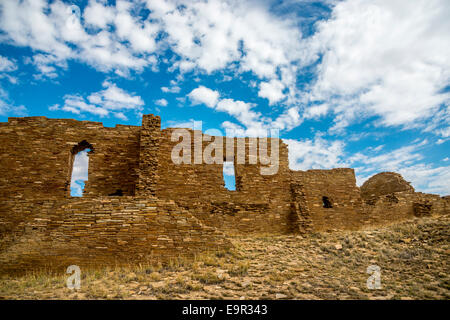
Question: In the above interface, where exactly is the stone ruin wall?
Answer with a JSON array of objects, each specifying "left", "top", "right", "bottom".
[
  {"left": 290, "top": 170, "right": 449, "bottom": 232},
  {"left": 0, "top": 114, "right": 448, "bottom": 273},
  {"left": 0, "top": 197, "right": 230, "bottom": 274},
  {"left": 155, "top": 127, "right": 292, "bottom": 234},
  {"left": 0, "top": 116, "right": 141, "bottom": 199},
  {"left": 290, "top": 168, "right": 363, "bottom": 232}
]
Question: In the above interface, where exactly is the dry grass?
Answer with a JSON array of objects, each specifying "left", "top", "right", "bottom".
[{"left": 0, "top": 215, "right": 448, "bottom": 300}]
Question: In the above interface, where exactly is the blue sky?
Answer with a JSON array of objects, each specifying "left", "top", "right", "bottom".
[{"left": 0, "top": 0, "right": 449, "bottom": 195}]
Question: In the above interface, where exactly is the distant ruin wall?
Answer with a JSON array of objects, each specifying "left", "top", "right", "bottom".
[
  {"left": 290, "top": 168, "right": 363, "bottom": 231},
  {"left": 289, "top": 169, "right": 449, "bottom": 231},
  {"left": 360, "top": 172, "right": 415, "bottom": 203}
]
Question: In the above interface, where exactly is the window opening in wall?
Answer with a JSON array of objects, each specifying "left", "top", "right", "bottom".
[
  {"left": 70, "top": 147, "right": 91, "bottom": 197},
  {"left": 223, "top": 161, "right": 236, "bottom": 191},
  {"left": 322, "top": 196, "right": 333, "bottom": 208},
  {"left": 109, "top": 189, "right": 124, "bottom": 196}
]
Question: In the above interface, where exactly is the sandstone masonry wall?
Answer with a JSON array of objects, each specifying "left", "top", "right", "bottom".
[
  {"left": 290, "top": 168, "right": 364, "bottom": 231},
  {"left": 155, "top": 129, "right": 293, "bottom": 233},
  {"left": 0, "top": 117, "right": 140, "bottom": 199},
  {"left": 0, "top": 197, "right": 230, "bottom": 274},
  {"left": 137, "top": 115, "right": 161, "bottom": 197},
  {"left": 0, "top": 115, "right": 448, "bottom": 274}
]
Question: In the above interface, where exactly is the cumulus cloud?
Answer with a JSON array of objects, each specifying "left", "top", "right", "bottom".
[
  {"left": 88, "top": 81, "right": 144, "bottom": 110},
  {"left": 161, "top": 85, "right": 181, "bottom": 93},
  {"left": 155, "top": 98, "right": 168, "bottom": 107},
  {"left": 0, "top": 99, "right": 27, "bottom": 117},
  {"left": 188, "top": 86, "right": 220, "bottom": 108},
  {"left": 0, "top": 0, "right": 305, "bottom": 107},
  {"left": 0, "top": 0, "right": 157, "bottom": 75},
  {"left": 0, "top": 55, "right": 18, "bottom": 83},
  {"left": 223, "top": 161, "right": 235, "bottom": 176},
  {"left": 258, "top": 79, "right": 285, "bottom": 105},
  {"left": 1, "top": 0, "right": 448, "bottom": 137},
  {"left": 24, "top": 53, "right": 68, "bottom": 79},
  {"left": 188, "top": 85, "right": 268, "bottom": 136},
  {"left": 188, "top": 85, "right": 303, "bottom": 136},
  {"left": 285, "top": 136, "right": 347, "bottom": 171},
  {"left": 0, "top": 56, "right": 17, "bottom": 72},
  {"left": 147, "top": 0, "right": 303, "bottom": 76},
  {"left": 399, "top": 164, "right": 450, "bottom": 196},
  {"left": 53, "top": 81, "right": 144, "bottom": 119},
  {"left": 304, "top": 0, "right": 450, "bottom": 132},
  {"left": 147, "top": 0, "right": 304, "bottom": 107}
]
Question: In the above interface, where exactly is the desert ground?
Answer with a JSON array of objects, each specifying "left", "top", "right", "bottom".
[{"left": 1, "top": 214, "right": 448, "bottom": 300}]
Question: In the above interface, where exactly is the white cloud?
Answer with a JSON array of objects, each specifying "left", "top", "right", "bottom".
[
  {"left": 271, "top": 106, "right": 302, "bottom": 131},
  {"left": 188, "top": 85, "right": 268, "bottom": 136},
  {"left": 285, "top": 136, "right": 347, "bottom": 171},
  {"left": 146, "top": 0, "right": 304, "bottom": 104},
  {"left": 350, "top": 145, "right": 424, "bottom": 175},
  {"left": 24, "top": 53, "right": 68, "bottom": 79},
  {"left": 223, "top": 161, "right": 235, "bottom": 175},
  {"left": 258, "top": 79, "right": 285, "bottom": 105},
  {"left": 0, "top": 56, "right": 18, "bottom": 83},
  {"left": 0, "top": 0, "right": 302, "bottom": 87},
  {"left": 0, "top": 56, "right": 17, "bottom": 72},
  {"left": 434, "top": 127, "right": 450, "bottom": 138},
  {"left": 155, "top": 98, "right": 168, "bottom": 107},
  {"left": 188, "top": 86, "right": 220, "bottom": 108},
  {"left": 62, "top": 95, "right": 109, "bottom": 116},
  {"left": 221, "top": 121, "right": 246, "bottom": 137},
  {"left": 56, "top": 81, "right": 144, "bottom": 118},
  {"left": 114, "top": 112, "right": 128, "bottom": 121},
  {"left": 0, "top": 99, "right": 27, "bottom": 117},
  {"left": 0, "top": 0, "right": 157, "bottom": 76},
  {"left": 1, "top": 0, "right": 448, "bottom": 139},
  {"left": 305, "top": 0, "right": 450, "bottom": 132},
  {"left": 83, "top": 0, "right": 115, "bottom": 29},
  {"left": 216, "top": 99, "right": 262, "bottom": 132},
  {"left": 188, "top": 84, "right": 305, "bottom": 136},
  {"left": 304, "top": 104, "right": 328, "bottom": 119},
  {"left": 113, "top": 0, "right": 158, "bottom": 53},
  {"left": 88, "top": 81, "right": 144, "bottom": 110},
  {"left": 399, "top": 164, "right": 450, "bottom": 196},
  {"left": 48, "top": 104, "right": 59, "bottom": 111},
  {"left": 161, "top": 85, "right": 181, "bottom": 93}
]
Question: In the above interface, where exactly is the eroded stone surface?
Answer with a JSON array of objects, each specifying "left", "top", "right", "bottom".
[{"left": 360, "top": 172, "right": 415, "bottom": 202}]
